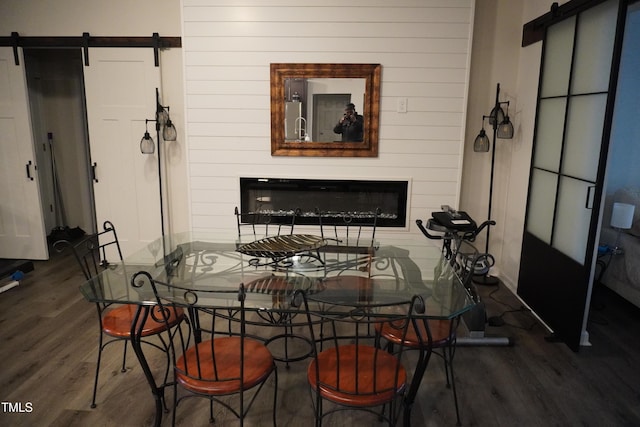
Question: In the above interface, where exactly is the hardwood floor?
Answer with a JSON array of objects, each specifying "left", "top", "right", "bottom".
[{"left": 1, "top": 248, "right": 639, "bottom": 426}]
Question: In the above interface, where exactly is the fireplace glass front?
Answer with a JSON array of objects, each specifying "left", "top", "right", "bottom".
[{"left": 239, "top": 178, "right": 408, "bottom": 227}]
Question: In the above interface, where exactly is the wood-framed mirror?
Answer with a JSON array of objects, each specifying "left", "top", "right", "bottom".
[{"left": 270, "top": 63, "right": 381, "bottom": 157}]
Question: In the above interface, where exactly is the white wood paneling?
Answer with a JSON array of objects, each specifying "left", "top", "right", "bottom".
[
  {"left": 184, "top": 22, "right": 472, "bottom": 39},
  {"left": 186, "top": 37, "right": 471, "bottom": 54},
  {"left": 184, "top": 52, "right": 470, "bottom": 67},
  {"left": 182, "top": 6, "right": 471, "bottom": 23},
  {"left": 184, "top": 0, "right": 469, "bottom": 6},
  {"left": 182, "top": 0, "right": 475, "bottom": 237}
]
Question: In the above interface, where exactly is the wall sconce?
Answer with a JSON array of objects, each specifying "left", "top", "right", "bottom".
[
  {"left": 163, "top": 117, "right": 177, "bottom": 141},
  {"left": 473, "top": 118, "right": 490, "bottom": 152},
  {"left": 140, "top": 88, "right": 177, "bottom": 154},
  {"left": 474, "top": 100, "right": 513, "bottom": 153},
  {"left": 140, "top": 125, "right": 155, "bottom": 154},
  {"left": 140, "top": 88, "right": 177, "bottom": 239},
  {"left": 472, "top": 83, "right": 515, "bottom": 285},
  {"left": 496, "top": 102, "right": 514, "bottom": 139}
]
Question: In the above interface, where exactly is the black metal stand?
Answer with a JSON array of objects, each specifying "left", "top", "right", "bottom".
[
  {"left": 143, "top": 88, "right": 174, "bottom": 240},
  {"left": 474, "top": 83, "right": 504, "bottom": 287},
  {"left": 154, "top": 88, "right": 166, "bottom": 240}
]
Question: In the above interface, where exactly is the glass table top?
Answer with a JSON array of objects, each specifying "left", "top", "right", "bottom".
[{"left": 79, "top": 232, "right": 476, "bottom": 320}]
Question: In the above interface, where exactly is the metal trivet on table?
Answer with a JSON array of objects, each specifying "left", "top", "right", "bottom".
[{"left": 236, "top": 234, "right": 328, "bottom": 267}]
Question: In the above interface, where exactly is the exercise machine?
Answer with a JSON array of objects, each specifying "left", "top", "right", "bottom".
[{"left": 417, "top": 205, "right": 512, "bottom": 346}]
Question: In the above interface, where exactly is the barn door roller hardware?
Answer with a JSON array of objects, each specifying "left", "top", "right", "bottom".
[{"left": 1, "top": 32, "right": 181, "bottom": 66}]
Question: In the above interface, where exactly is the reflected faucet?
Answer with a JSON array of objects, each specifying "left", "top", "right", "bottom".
[{"left": 295, "top": 116, "right": 307, "bottom": 142}]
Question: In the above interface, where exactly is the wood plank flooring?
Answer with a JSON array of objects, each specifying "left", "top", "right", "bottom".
[{"left": 1, "top": 248, "right": 639, "bottom": 426}]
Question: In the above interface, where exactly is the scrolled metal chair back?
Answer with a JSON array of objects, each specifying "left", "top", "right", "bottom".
[
  {"left": 235, "top": 206, "right": 300, "bottom": 241},
  {"left": 54, "top": 220, "right": 123, "bottom": 281}
]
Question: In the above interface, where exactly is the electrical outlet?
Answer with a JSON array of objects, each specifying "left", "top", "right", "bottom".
[{"left": 397, "top": 97, "right": 408, "bottom": 113}]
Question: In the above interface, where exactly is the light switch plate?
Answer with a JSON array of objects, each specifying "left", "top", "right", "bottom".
[{"left": 397, "top": 97, "right": 408, "bottom": 113}]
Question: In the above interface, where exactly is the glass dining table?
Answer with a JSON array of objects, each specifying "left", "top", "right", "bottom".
[{"left": 79, "top": 231, "right": 476, "bottom": 426}]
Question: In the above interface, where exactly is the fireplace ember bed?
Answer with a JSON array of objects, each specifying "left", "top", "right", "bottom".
[{"left": 240, "top": 178, "right": 408, "bottom": 227}]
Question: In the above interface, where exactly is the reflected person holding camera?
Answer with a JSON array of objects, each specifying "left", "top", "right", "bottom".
[{"left": 333, "top": 103, "right": 364, "bottom": 142}]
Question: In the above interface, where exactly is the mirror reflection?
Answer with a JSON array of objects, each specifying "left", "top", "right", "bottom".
[
  {"left": 270, "top": 63, "right": 381, "bottom": 157},
  {"left": 284, "top": 78, "right": 366, "bottom": 143}
]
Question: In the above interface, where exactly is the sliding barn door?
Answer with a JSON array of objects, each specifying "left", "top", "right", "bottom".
[
  {"left": 518, "top": 0, "right": 621, "bottom": 351},
  {"left": 82, "top": 48, "right": 162, "bottom": 257},
  {"left": 0, "top": 47, "right": 48, "bottom": 260}
]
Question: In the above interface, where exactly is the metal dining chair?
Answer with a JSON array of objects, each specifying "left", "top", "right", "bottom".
[
  {"left": 377, "top": 239, "right": 483, "bottom": 426},
  {"left": 235, "top": 206, "right": 298, "bottom": 243},
  {"left": 294, "top": 289, "right": 424, "bottom": 427},
  {"left": 54, "top": 220, "right": 184, "bottom": 408},
  {"left": 140, "top": 273, "right": 278, "bottom": 427},
  {"left": 235, "top": 206, "right": 315, "bottom": 367},
  {"left": 314, "top": 207, "right": 380, "bottom": 251}
]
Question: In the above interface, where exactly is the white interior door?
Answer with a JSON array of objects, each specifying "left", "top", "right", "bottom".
[
  {"left": 313, "top": 94, "right": 351, "bottom": 142},
  {"left": 0, "top": 47, "right": 48, "bottom": 260},
  {"left": 82, "top": 48, "right": 162, "bottom": 257}
]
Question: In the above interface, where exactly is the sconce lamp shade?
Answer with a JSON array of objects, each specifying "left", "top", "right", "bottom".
[
  {"left": 497, "top": 115, "right": 514, "bottom": 139},
  {"left": 473, "top": 128, "right": 490, "bottom": 152},
  {"left": 488, "top": 105, "right": 504, "bottom": 126},
  {"left": 156, "top": 108, "right": 169, "bottom": 126},
  {"left": 163, "top": 119, "right": 177, "bottom": 141},
  {"left": 611, "top": 202, "right": 635, "bottom": 229},
  {"left": 140, "top": 131, "right": 155, "bottom": 154}
]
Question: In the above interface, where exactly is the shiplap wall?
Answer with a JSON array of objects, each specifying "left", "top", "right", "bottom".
[{"left": 182, "top": 0, "right": 475, "bottom": 238}]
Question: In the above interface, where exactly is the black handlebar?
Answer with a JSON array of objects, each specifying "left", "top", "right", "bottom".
[
  {"left": 464, "top": 220, "right": 496, "bottom": 241},
  {"left": 415, "top": 219, "right": 441, "bottom": 240},
  {"left": 416, "top": 218, "right": 496, "bottom": 242}
]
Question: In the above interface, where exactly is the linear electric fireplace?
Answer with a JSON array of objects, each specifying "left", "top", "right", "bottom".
[{"left": 239, "top": 177, "right": 408, "bottom": 227}]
